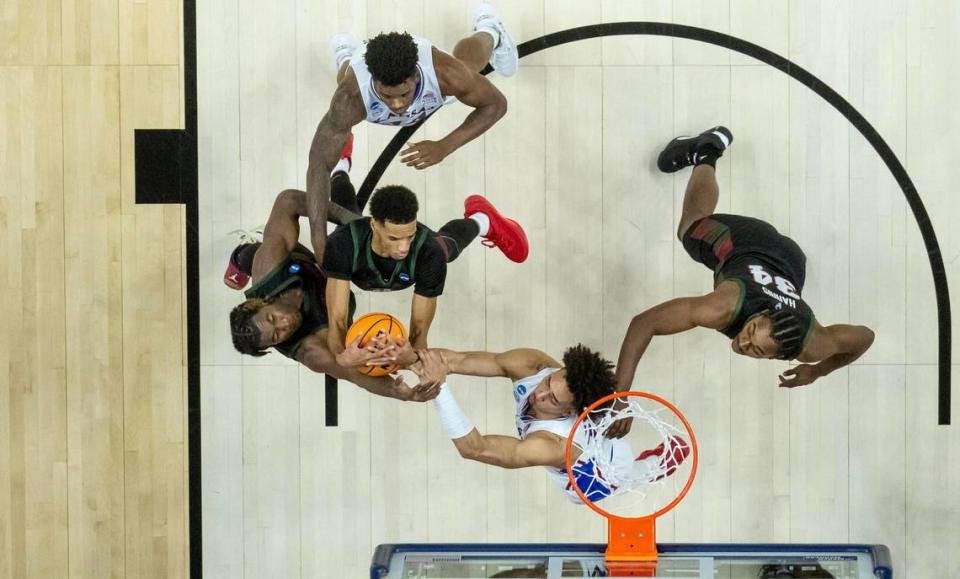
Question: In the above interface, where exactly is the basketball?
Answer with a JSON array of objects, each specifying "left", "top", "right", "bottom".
[{"left": 345, "top": 312, "right": 408, "bottom": 376}]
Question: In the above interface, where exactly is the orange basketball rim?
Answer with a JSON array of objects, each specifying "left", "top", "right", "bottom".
[{"left": 564, "top": 390, "right": 699, "bottom": 573}]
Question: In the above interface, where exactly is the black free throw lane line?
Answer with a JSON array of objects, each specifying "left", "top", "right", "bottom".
[
  {"left": 325, "top": 375, "right": 338, "bottom": 426},
  {"left": 357, "top": 22, "right": 951, "bottom": 425},
  {"left": 183, "top": 0, "right": 202, "bottom": 574}
]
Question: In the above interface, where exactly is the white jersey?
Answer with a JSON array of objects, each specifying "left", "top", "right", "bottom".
[
  {"left": 513, "top": 369, "right": 611, "bottom": 503},
  {"left": 349, "top": 36, "right": 445, "bottom": 127}
]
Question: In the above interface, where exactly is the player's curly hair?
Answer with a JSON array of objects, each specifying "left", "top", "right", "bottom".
[
  {"left": 230, "top": 297, "right": 270, "bottom": 357},
  {"left": 563, "top": 344, "right": 617, "bottom": 415},
  {"left": 369, "top": 185, "right": 419, "bottom": 224},
  {"left": 365, "top": 32, "right": 419, "bottom": 86}
]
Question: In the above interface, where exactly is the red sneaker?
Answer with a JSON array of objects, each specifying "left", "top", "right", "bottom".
[
  {"left": 463, "top": 194, "right": 529, "bottom": 263},
  {"left": 635, "top": 435, "right": 690, "bottom": 481}
]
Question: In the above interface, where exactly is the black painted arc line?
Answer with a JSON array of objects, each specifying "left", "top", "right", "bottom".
[{"left": 357, "top": 21, "right": 951, "bottom": 425}]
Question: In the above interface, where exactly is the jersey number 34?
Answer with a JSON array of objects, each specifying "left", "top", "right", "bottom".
[{"left": 748, "top": 265, "right": 800, "bottom": 299}]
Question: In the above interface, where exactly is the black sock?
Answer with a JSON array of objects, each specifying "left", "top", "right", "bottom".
[
  {"left": 694, "top": 143, "right": 723, "bottom": 168},
  {"left": 330, "top": 172, "right": 360, "bottom": 215},
  {"left": 434, "top": 218, "right": 481, "bottom": 263}
]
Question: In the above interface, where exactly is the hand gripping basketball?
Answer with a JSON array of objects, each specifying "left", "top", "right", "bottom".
[{"left": 344, "top": 312, "right": 408, "bottom": 376}]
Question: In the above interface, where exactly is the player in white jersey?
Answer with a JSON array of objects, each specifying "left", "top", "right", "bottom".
[
  {"left": 407, "top": 346, "right": 689, "bottom": 503},
  {"left": 304, "top": 2, "right": 519, "bottom": 261}
]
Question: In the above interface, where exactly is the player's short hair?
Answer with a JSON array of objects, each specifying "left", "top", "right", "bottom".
[
  {"left": 563, "top": 344, "right": 617, "bottom": 415},
  {"left": 765, "top": 308, "right": 806, "bottom": 360},
  {"left": 365, "top": 32, "right": 419, "bottom": 86},
  {"left": 230, "top": 297, "right": 270, "bottom": 357},
  {"left": 369, "top": 185, "right": 419, "bottom": 224}
]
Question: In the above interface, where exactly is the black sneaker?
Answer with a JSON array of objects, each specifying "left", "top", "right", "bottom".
[{"left": 656, "top": 126, "right": 733, "bottom": 173}]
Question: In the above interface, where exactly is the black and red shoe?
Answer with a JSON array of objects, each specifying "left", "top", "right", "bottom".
[
  {"left": 635, "top": 435, "right": 690, "bottom": 481},
  {"left": 223, "top": 227, "right": 263, "bottom": 290},
  {"left": 223, "top": 244, "right": 251, "bottom": 290},
  {"left": 464, "top": 194, "right": 529, "bottom": 263}
]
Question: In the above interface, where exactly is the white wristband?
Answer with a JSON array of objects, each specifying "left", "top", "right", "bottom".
[{"left": 432, "top": 383, "right": 474, "bottom": 439}]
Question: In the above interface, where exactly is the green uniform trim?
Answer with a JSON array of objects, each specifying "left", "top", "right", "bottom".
[
  {"left": 245, "top": 260, "right": 300, "bottom": 300},
  {"left": 715, "top": 275, "right": 746, "bottom": 332},
  {"left": 349, "top": 219, "right": 430, "bottom": 289}
]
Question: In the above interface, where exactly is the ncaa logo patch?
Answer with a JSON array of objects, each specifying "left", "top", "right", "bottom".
[
  {"left": 399, "top": 273, "right": 410, "bottom": 282},
  {"left": 288, "top": 263, "right": 301, "bottom": 274},
  {"left": 513, "top": 384, "right": 526, "bottom": 403}
]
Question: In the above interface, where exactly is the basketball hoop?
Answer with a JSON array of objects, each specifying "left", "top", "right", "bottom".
[{"left": 564, "top": 391, "right": 698, "bottom": 576}]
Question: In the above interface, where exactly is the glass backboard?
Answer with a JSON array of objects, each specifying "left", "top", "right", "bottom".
[{"left": 370, "top": 543, "right": 892, "bottom": 579}]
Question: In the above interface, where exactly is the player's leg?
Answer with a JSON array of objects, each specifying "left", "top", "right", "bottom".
[
  {"left": 655, "top": 126, "right": 733, "bottom": 240},
  {"left": 433, "top": 218, "right": 480, "bottom": 264},
  {"left": 453, "top": 2, "right": 518, "bottom": 77},
  {"left": 330, "top": 33, "right": 358, "bottom": 83},
  {"left": 677, "top": 166, "right": 721, "bottom": 242},
  {"left": 329, "top": 135, "right": 361, "bottom": 217},
  {"left": 223, "top": 138, "right": 358, "bottom": 289}
]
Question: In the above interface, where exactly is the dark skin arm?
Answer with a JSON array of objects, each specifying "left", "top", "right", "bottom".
[
  {"left": 399, "top": 48, "right": 508, "bottom": 170},
  {"left": 295, "top": 333, "right": 441, "bottom": 402},
  {"left": 779, "top": 323, "right": 875, "bottom": 388},
  {"left": 322, "top": 277, "right": 387, "bottom": 369},
  {"left": 250, "top": 189, "right": 307, "bottom": 284},
  {"left": 305, "top": 76, "right": 365, "bottom": 258},
  {"left": 324, "top": 277, "right": 352, "bottom": 359},
  {"left": 408, "top": 294, "right": 438, "bottom": 350},
  {"left": 607, "top": 287, "right": 734, "bottom": 439},
  {"left": 249, "top": 188, "right": 358, "bottom": 280},
  {"left": 614, "top": 285, "right": 737, "bottom": 391}
]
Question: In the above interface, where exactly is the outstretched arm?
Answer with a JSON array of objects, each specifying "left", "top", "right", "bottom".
[
  {"left": 615, "top": 290, "right": 733, "bottom": 391},
  {"left": 424, "top": 348, "right": 559, "bottom": 381},
  {"left": 453, "top": 430, "right": 568, "bottom": 469},
  {"left": 400, "top": 49, "right": 507, "bottom": 170},
  {"left": 305, "top": 82, "right": 363, "bottom": 258},
  {"left": 431, "top": 380, "right": 570, "bottom": 469},
  {"left": 296, "top": 335, "right": 441, "bottom": 402},
  {"left": 780, "top": 323, "right": 875, "bottom": 388}
]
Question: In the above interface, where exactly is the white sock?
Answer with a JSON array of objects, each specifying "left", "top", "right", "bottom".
[
  {"left": 475, "top": 27, "right": 500, "bottom": 49},
  {"left": 712, "top": 129, "right": 730, "bottom": 149},
  {"left": 433, "top": 383, "right": 475, "bottom": 439},
  {"left": 468, "top": 212, "right": 490, "bottom": 236},
  {"left": 331, "top": 157, "right": 350, "bottom": 176}
]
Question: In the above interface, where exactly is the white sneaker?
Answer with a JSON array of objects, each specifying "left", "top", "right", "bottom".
[
  {"left": 329, "top": 32, "right": 358, "bottom": 71},
  {"left": 472, "top": 2, "right": 518, "bottom": 77}
]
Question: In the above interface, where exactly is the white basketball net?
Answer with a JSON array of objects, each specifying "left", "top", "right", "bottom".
[{"left": 571, "top": 397, "right": 690, "bottom": 511}]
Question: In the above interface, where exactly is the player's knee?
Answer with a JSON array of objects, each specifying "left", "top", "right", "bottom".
[{"left": 278, "top": 188, "right": 304, "bottom": 202}]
